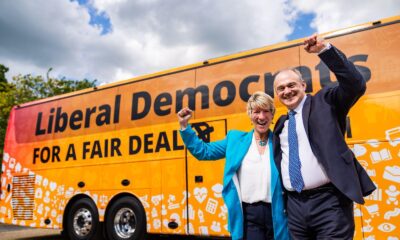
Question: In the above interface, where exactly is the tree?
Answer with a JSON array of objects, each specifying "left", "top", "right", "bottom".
[
  {"left": 0, "top": 66, "right": 97, "bottom": 154},
  {"left": 0, "top": 64, "right": 9, "bottom": 92}
]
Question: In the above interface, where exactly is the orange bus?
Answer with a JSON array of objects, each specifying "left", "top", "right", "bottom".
[{"left": 1, "top": 16, "right": 399, "bottom": 240}]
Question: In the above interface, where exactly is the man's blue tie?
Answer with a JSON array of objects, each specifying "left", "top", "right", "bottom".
[{"left": 288, "top": 110, "right": 304, "bottom": 192}]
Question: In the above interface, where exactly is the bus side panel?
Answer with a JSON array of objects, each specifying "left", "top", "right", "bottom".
[
  {"left": 350, "top": 94, "right": 400, "bottom": 240},
  {"left": 353, "top": 141, "right": 400, "bottom": 239},
  {"left": 1, "top": 69, "right": 197, "bottom": 233}
]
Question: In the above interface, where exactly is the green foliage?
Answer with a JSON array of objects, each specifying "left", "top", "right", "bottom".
[
  {"left": 0, "top": 66, "right": 97, "bottom": 154},
  {"left": 0, "top": 64, "right": 9, "bottom": 92},
  {"left": 0, "top": 64, "right": 8, "bottom": 83}
]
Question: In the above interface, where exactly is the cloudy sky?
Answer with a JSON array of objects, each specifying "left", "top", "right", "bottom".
[{"left": 0, "top": 0, "right": 399, "bottom": 85}]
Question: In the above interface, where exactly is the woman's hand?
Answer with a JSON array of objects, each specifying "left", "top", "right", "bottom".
[{"left": 177, "top": 107, "right": 193, "bottom": 130}]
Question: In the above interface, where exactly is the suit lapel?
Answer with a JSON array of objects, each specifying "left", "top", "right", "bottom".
[
  {"left": 302, "top": 95, "right": 312, "bottom": 136},
  {"left": 274, "top": 115, "right": 287, "bottom": 135},
  {"left": 273, "top": 115, "right": 287, "bottom": 174}
]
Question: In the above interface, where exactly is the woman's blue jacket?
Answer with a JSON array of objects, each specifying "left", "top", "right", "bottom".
[{"left": 180, "top": 125, "right": 290, "bottom": 240}]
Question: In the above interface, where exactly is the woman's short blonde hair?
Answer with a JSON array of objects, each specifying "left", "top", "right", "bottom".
[{"left": 246, "top": 91, "right": 275, "bottom": 116}]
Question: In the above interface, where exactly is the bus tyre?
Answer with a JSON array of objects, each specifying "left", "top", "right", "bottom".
[
  {"left": 65, "top": 198, "right": 99, "bottom": 240},
  {"left": 105, "top": 196, "right": 146, "bottom": 240}
]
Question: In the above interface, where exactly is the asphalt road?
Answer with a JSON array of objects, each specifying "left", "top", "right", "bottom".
[
  {"left": 0, "top": 223, "right": 229, "bottom": 240},
  {"left": 0, "top": 223, "right": 61, "bottom": 240}
]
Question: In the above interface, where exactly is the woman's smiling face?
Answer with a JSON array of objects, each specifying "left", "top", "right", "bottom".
[{"left": 251, "top": 107, "right": 273, "bottom": 135}]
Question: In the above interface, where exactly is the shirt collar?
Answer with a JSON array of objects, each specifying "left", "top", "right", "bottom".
[{"left": 292, "top": 95, "right": 307, "bottom": 114}]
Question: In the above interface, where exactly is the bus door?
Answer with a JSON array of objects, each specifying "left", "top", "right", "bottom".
[{"left": 186, "top": 119, "right": 229, "bottom": 236}]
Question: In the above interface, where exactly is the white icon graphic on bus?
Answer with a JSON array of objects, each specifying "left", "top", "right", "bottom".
[{"left": 386, "top": 127, "right": 400, "bottom": 147}]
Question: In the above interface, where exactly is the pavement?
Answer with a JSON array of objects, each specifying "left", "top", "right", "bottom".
[
  {"left": 0, "top": 223, "right": 230, "bottom": 240},
  {"left": 0, "top": 223, "right": 61, "bottom": 240}
]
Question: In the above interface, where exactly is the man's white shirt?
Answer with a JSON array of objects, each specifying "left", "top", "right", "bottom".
[{"left": 279, "top": 95, "right": 330, "bottom": 191}]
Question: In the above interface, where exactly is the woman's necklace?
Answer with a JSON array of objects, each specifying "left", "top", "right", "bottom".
[
  {"left": 255, "top": 135, "right": 267, "bottom": 146},
  {"left": 258, "top": 139, "right": 267, "bottom": 146}
]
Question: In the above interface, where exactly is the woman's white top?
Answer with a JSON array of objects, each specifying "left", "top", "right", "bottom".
[{"left": 238, "top": 133, "right": 271, "bottom": 203}]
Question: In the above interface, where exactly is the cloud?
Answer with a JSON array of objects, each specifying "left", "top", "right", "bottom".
[
  {"left": 291, "top": 0, "right": 400, "bottom": 33},
  {"left": 91, "top": 0, "right": 296, "bottom": 79},
  {"left": 0, "top": 1, "right": 109, "bottom": 79},
  {"left": 0, "top": 0, "right": 399, "bottom": 85},
  {"left": 0, "top": 0, "right": 295, "bottom": 84}
]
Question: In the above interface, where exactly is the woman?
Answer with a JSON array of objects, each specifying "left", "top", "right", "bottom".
[{"left": 178, "top": 91, "right": 289, "bottom": 240}]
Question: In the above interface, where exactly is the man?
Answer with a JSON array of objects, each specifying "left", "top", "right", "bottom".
[{"left": 273, "top": 34, "right": 376, "bottom": 239}]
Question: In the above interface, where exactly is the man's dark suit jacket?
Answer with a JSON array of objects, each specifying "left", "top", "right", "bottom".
[{"left": 273, "top": 46, "right": 376, "bottom": 204}]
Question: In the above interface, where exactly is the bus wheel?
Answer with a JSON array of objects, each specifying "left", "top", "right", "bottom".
[
  {"left": 65, "top": 198, "right": 99, "bottom": 240},
  {"left": 106, "top": 196, "right": 146, "bottom": 240}
]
